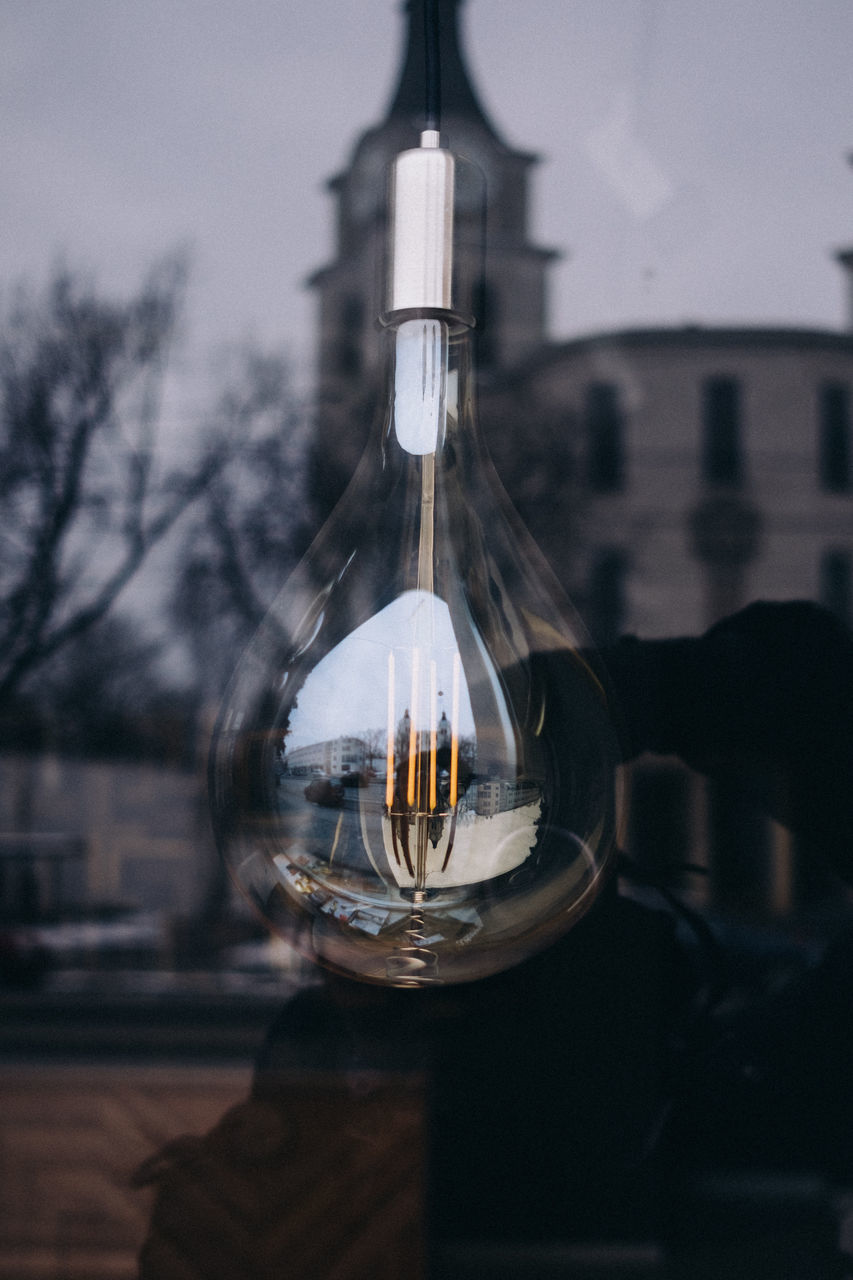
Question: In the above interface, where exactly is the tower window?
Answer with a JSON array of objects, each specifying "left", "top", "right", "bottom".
[
  {"left": 702, "top": 376, "right": 743, "bottom": 487},
  {"left": 338, "top": 296, "right": 364, "bottom": 377},
  {"left": 818, "top": 382, "right": 851, "bottom": 492},
  {"left": 820, "top": 548, "right": 851, "bottom": 627},
  {"left": 585, "top": 382, "right": 625, "bottom": 493}
]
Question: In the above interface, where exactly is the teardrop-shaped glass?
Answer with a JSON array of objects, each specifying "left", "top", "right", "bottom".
[{"left": 209, "top": 320, "right": 623, "bottom": 986}]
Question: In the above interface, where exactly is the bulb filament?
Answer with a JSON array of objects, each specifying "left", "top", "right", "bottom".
[
  {"left": 381, "top": 318, "right": 465, "bottom": 894},
  {"left": 384, "top": 640, "right": 462, "bottom": 889}
]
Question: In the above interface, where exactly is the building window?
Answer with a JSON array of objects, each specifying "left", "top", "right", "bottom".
[
  {"left": 585, "top": 382, "right": 625, "bottom": 492},
  {"left": 818, "top": 382, "right": 851, "bottom": 492},
  {"left": 820, "top": 548, "right": 852, "bottom": 627},
  {"left": 474, "top": 280, "right": 498, "bottom": 369},
  {"left": 709, "top": 779, "right": 770, "bottom": 914},
  {"left": 629, "top": 764, "right": 690, "bottom": 882},
  {"left": 587, "top": 547, "right": 628, "bottom": 645},
  {"left": 702, "top": 375, "right": 743, "bottom": 487}
]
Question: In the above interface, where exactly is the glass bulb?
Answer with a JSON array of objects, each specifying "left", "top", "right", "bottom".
[
  {"left": 209, "top": 136, "right": 623, "bottom": 986},
  {"left": 209, "top": 313, "right": 623, "bottom": 986}
]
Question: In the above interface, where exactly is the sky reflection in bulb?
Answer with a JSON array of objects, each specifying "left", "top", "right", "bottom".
[{"left": 286, "top": 590, "right": 475, "bottom": 747}]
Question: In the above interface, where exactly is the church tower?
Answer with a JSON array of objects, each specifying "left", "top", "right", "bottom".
[{"left": 308, "top": 0, "right": 557, "bottom": 514}]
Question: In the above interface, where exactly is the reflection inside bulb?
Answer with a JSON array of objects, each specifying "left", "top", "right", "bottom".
[
  {"left": 212, "top": 577, "right": 619, "bottom": 987},
  {"left": 280, "top": 590, "right": 535, "bottom": 899}
]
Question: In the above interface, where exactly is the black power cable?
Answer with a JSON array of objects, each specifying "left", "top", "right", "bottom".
[{"left": 423, "top": 0, "right": 441, "bottom": 132}]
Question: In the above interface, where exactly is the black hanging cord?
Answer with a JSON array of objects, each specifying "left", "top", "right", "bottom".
[{"left": 423, "top": 0, "right": 441, "bottom": 132}]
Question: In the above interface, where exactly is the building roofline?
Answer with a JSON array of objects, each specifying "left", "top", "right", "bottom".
[{"left": 525, "top": 323, "right": 853, "bottom": 371}]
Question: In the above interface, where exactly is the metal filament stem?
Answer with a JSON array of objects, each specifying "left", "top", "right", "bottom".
[{"left": 385, "top": 894, "right": 441, "bottom": 985}]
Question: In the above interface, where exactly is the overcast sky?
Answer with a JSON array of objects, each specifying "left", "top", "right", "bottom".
[{"left": 3, "top": 0, "right": 852, "bottom": 423}]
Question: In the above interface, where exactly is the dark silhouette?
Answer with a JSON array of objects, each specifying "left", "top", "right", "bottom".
[
  {"left": 136, "top": 601, "right": 853, "bottom": 1279},
  {"left": 0, "top": 258, "right": 223, "bottom": 713}
]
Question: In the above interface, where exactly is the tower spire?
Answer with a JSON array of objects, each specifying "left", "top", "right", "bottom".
[
  {"left": 835, "top": 152, "right": 853, "bottom": 332},
  {"left": 386, "top": 0, "right": 503, "bottom": 142}
]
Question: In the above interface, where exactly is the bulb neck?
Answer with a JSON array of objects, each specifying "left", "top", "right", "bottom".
[
  {"left": 382, "top": 312, "right": 476, "bottom": 460},
  {"left": 380, "top": 305, "right": 475, "bottom": 333},
  {"left": 383, "top": 133, "right": 485, "bottom": 330}
]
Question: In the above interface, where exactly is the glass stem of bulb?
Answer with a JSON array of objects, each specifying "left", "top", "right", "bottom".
[
  {"left": 208, "top": 130, "right": 621, "bottom": 988},
  {"left": 387, "top": 315, "right": 460, "bottom": 900}
]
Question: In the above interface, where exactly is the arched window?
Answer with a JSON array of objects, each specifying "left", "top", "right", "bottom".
[
  {"left": 701, "top": 375, "right": 743, "bottom": 487},
  {"left": 818, "top": 382, "right": 851, "bottom": 493},
  {"left": 585, "top": 382, "right": 625, "bottom": 492}
]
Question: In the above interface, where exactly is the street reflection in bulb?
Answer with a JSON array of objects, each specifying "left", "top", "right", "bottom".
[{"left": 283, "top": 590, "right": 535, "bottom": 898}]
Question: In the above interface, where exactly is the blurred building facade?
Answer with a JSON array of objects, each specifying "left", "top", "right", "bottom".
[
  {"left": 1, "top": 1, "right": 849, "bottom": 941},
  {"left": 310, "top": 0, "right": 853, "bottom": 914}
]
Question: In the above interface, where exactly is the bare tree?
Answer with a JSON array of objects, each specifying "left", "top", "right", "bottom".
[
  {"left": 0, "top": 256, "right": 223, "bottom": 709},
  {"left": 360, "top": 727, "right": 385, "bottom": 773},
  {"left": 25, "top": 612, "right": 195, "bottom": 763},
  {"left": 172, "top": 345, "right": 313, "bottom": 699}
]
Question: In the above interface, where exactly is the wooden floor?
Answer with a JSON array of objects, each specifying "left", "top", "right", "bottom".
[
  {"left": 0, "top": 1064, "right": 252, "bottom": 1279},
  {"left": 0, "top": 1062, "right": 426, "bottom": 1280}
]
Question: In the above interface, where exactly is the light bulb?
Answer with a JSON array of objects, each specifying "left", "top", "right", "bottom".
[{"left": 209, "top": 135, "right": 624, "bottom": 986}]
